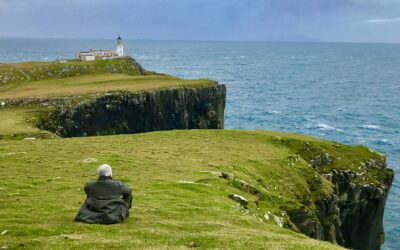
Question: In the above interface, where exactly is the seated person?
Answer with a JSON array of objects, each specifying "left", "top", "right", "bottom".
[{"left": 74, "top": 164, "right": 132, "bottom": 224}]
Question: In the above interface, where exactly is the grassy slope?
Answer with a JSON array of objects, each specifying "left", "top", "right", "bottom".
[
  {"left": 0, "top": 108, "right": 55, "bottom": 139},
  {"left": 0, "top": 58, "right": 144, "bottom": 84},
  {"left": 0, "top": 74, "right": 212, "bottom": 99},
  {"left": 0, "top": 57, "right": 213, "bottom": 99},
  {"left": 0, "top": 129, "right": 384, "bottom": 249}
]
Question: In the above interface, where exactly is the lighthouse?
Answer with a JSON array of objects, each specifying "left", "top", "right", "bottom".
[{"left": 116, "top": 36, "right": 124, "bottom": 57}]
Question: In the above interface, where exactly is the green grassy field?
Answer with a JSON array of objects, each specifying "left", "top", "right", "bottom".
[
  {"left": 0, "top": 58, "right": 144, "bottom": 85},
  {"left": 0, "top": 129, "right": 385, "bottom": 249},
  {"left": 0, "top": 57, "right": 213, "bottom": 100},
  {"left": 0, "top": 74, "right": 213, "bottom": 99}
]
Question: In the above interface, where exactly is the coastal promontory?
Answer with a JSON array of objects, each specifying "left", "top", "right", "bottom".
[{"left": 0, "top": 57, "right": 393, "bottom": 250}]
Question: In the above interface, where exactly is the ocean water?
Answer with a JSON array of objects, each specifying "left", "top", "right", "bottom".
[{"left": 0, "top": 38, "right": 399, "bottom": 249}]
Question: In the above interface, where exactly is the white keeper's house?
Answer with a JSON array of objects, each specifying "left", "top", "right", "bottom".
[{"left": 75, "top": 36, "right": 124, "bottom": 61}]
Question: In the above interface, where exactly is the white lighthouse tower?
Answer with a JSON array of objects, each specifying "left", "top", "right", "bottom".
[{"left": 116, "top": 36, "right": 124, "bottom": 57}]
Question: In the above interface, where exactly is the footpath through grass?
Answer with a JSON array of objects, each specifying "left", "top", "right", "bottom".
[{"left": 0, "top": 129, "right": 379, "bottom": 249}]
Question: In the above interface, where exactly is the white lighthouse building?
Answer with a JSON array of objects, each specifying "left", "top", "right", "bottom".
[
  {"left": 75, "top": 36, "right": 125, "bottom": 61},
  {"left": 116, "top": 36, "right": 124, "bottom": 57}
]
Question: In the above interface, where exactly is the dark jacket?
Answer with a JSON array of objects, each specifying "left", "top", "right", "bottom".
[{"left": 74, "top": 176, "right": 132, "bottom": 224}]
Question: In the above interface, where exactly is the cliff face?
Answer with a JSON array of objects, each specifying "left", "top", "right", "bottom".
[
  {"left": 288, "top": 154, "right": 394, "bottom": 250},
  {"left": 37, "top": 84, "right": 226, "bottom": 137},
  {"left": 322, "top": 167, "right": 393, "bottom": 250}
]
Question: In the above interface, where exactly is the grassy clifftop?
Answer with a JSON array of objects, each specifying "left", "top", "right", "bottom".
[
  {"left": 0, "top": 130, "right": 356, "bottom": 249},
  {"left": 0, "top": 57, "right": 215, "bottom": 139},
  {"left": 0, "top": 57, "right": 145, "bottom": 85},
  {"left": 0, "top": 57, "right": 213, "bottom": 99}
]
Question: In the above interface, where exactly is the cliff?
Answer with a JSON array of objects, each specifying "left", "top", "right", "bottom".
[
  {"left": 0, "top": 57, "right": 224, "bottom": 138},
  {"left": 287, "top": 152, "right": 393, "bottom": 250},
  {"left": 36, "top": 85, "right": 226, "bottom": 137}
]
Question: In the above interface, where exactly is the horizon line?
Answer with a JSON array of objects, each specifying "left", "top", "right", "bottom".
[{"left": 0, "top": 36, "right": 399, "bottom": 45}]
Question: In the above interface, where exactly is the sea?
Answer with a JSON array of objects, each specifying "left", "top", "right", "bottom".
[{"left": 0, "top": 38, "right": 399, "bottom": 249}]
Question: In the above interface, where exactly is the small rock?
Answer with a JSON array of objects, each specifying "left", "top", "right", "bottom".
[
  {"left": 220, "top": 172, "right": 234, "bottom": 179},
  {"left": 1, "top": 230, "right": 8, "bottom": 235},
  {"left": 264, "top": 213, "right": 269, "bottom": 220},
  {"left": 229, "top": 194, "right": 248, "bottom": 207},
  {"left": 200, "top": 171, "right": 221, "bottom": 176},
  {"left": 273, "top": 215, "right": 283, "bottom": 227},
  {"left": 189, "top": 241, "right": 198, "bottom": 248},
  {"left": 178, "top": 181, "right": 195, "bottom": 184}
]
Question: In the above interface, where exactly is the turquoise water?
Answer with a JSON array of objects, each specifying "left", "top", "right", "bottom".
[{"left": 1, "top": 38, "right": 399, "bottom": 249}]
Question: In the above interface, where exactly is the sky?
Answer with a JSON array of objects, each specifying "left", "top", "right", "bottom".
[{"left": 0, "top": 0, "right": 399, "bottom": 43}]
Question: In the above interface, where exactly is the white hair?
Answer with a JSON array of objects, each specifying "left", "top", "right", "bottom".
[{"left": 97, "top": 164, "right": 112, "bottom": 177}]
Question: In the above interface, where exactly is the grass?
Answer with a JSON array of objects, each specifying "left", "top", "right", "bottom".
[
  {"left": 0, "top": 74, "right": 213, "bottom": 99},
  {"left": 0, "top": 107, "right": 54, "bottom": 139},
  {"left": 0, "top": 57, "right": 214, "bottom": 100},
  {"left": 0, "top": 57, "right": 143, "bottom": 85},
  {"left": 0, "top": 58, "right": 389, "bottom": 249},
  {"left": 0, "top": 129, "right": 386, "bottom": 249}
]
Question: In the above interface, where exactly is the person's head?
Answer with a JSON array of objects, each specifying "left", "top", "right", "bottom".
[{"left": 97, "top": 164, "right": 112, "bottom": 178}]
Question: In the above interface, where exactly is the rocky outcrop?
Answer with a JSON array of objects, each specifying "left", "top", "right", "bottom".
[
  {"left": 37, "top": 84, "right": 226, "bottom": 137},
  {"left": 288, "top": 156, "right": 394, "bottom": 250},
  {"left": 323, "top": 168, "right": 393, "bottom": 250}
]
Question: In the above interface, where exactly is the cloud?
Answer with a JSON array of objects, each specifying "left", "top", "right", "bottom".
[
  {"left": 1, "top": 0, "right": 400, "bottom": 42},
  {"left": 365, "top": 17, "right": 400, "bottom": 24}
]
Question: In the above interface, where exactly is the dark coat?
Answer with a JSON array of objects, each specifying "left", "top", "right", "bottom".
[{"left": 74, "top": 176, "right": 132, "bottom": 224}]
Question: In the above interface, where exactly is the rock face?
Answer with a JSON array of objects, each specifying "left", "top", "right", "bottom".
[
  {"left": 288, "top": 156, "right": 394, "bottom": 250},
  {"left": 37, "top": 84, "right": 226, "bottom": 137},
  {"left": 323, "top": 168, "right": 393, "bottom": 250}
]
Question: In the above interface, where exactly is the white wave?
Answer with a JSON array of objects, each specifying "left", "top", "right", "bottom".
[
  {"left": 316, "top": 123, "right": 343, "bottom": 132},
  {"left": 360, "top": 124, "right": 380, "bottom": 129}
]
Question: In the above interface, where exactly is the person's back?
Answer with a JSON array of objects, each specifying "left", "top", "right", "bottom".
[{"left": 74, "top": 164, "right": 132, "bottom": 224}]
